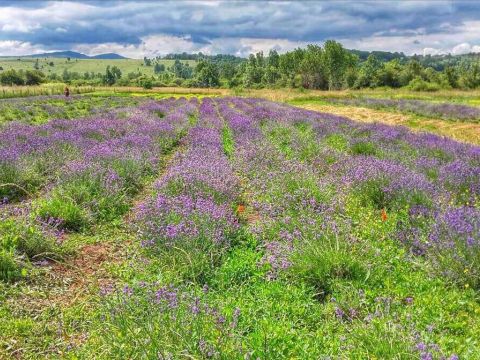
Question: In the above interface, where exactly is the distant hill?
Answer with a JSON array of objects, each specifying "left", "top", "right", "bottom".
[
  {"left": 90, "top": 53, "right": 126, "bottom": 59},
  {"left": 10, "top": 50, "right": 128, "bottom": 60}
]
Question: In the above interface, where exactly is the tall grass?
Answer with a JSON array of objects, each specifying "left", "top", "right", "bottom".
[{"left": 0, "top": 84, "right": 98, "bottom": 99}]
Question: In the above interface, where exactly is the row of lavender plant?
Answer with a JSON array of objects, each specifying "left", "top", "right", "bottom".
[
  {"left": 0, "top": 97, "right": 189, "bottom": 202},
  {"left": 1, "top": 98, "right": 199, "bottom": 280},
  {"left": 216, "top": 97, "right": 344, "bottom": 279},
  {"left": 233, "top": 97, "right": 480, "bottom": 289},
  {"left": 326, "top": 97, "right": 480, "bottom": 122},
  {"left": 136, "top": 97, "right": 240, "bottom": 256},
  {"left": 91, "top": 98, "right": 246, "bottom": 358},
  {"left": 217, "top": 97, "right": 469, "bottom": 358},
  {"left": 0, "top": 94, "right": 145, "bottom": 126}
]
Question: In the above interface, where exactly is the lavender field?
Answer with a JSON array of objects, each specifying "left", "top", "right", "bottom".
[{"left": 1, "top": 95, "right": 479, "bottom": 359}]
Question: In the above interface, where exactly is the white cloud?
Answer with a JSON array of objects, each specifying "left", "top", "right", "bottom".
[
  {"left": 74, "top": 34, "right": 200, "bottom": 58},
  {"left": 0, "top": 40, "right": 48, "bottom": 56},
  {"left": 340, "top": 20, "right": 480, "bottom": 55},
  {"left": 423, "top": 47, "right": 441, "bottom": 56},
  {"left": 1, "top": 1, "right": 480, "bottom": 58},
  {"left": 451, "top": 42, "right": 480, "bottom": 55},
  {"left": 0, "top": 1, "right": 95, "bottom": 33},
  {"left": 74, "top": 34, "right": 309, "bottom": 59}
]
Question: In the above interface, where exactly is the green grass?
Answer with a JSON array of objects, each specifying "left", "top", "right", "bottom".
[{"left": 0, "top": 57, "right": 196, "bottom": 78}]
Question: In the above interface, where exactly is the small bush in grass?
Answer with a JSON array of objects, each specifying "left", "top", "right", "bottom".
[
  {"left": 0, "top": 143, "right": 80, "bottom": 202},
  {"left": 52, "top": 161, "right": 142, "bottom": 224},
  {"left": 0, "top": 162, "right": 21, "bottom": 200},
  {"left": 221, "top": 125, "right": 234, "bottom": 158},
  {"left": 35, "top": 194, "right": 89, "bottom": 232},
  {"left": 355, "top": 179, "right": 388, "bottom": 209},
  {"left": 354, "top": 179, "right": 432, "bottom": 211},
  {"left": 212, "top": 247, "right": 263, "bottom": 289},
  {"left": 325, "top": 133, "right": 348, "bottom": 152},
  {"left": 350, "top": 141, "right": 378, "bottom": 156},
  {"left": 0, "top": 218, "right": 58, "bottom": 281},
  {"left": 156, "top": 136, "right": 177, "bottom": 155},
  {"left": 288, "top": 239, "right": 366, "bottom": 300},
  {"left": 0, "top": 250, "right": 19, "bottom": 282},
  {"left": 0, "top": 160, "right": 47, "bottom": 202},
  {"left": 110, "top": 158, "right": 148, "bottom": 196}
]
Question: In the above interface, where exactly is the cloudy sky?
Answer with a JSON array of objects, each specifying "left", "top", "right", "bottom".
[{"left": 0, "top": 0, "right": 479, "bottom": 58}]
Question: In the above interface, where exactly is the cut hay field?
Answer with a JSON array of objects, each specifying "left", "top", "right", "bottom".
[{"left": 1, "top": 93, "right": 479, "bottom": 359}]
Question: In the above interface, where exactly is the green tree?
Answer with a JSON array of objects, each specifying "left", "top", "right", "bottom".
[
  {"left": 25, "top": 70, "right": 45, "bottom": 85},
  {"left": 195, "top": 60, "right": 220, "bottom": 87},
  {"left": 399, "top": 59, "right": 423, "bottom": 86},
  {"left": 323, "top": 40, "right": 354, "bottom": 90},
  {"left": 154, "top": 63, "right": 165, "bottom": 74},
  {"left": 443, "top": 66, "right": 458, "bottom": 88},
  {"left": 62, "top": 69, "right": 71, "bottom": 83},
  {"left": 278, "top": 48, "right": 304, "bottom": 86},
  {"left": 138, "top": 76, "right": 153, "bottom": 89},
  {"left": 354, "top": 54, "right": 381, "bottom": 88},
  {"left": 103, "top": 65, "right": 122, "bottom": 85},
  {"left": 171, "top": 60, "right": 193, "bottom": 79},
  {"left": 243, "top": 53, "right": 264, "bottom": 87},
  {"left": 376, "top": 59, "right": 403, "bottom": 88},
  {"left": 268, "top": 49, "right": 280, "bottom": 68},
  {"left": 299, "top": 45, "right": 326, "bottom": 89},
  {"left": 219, "top": 62, "right": 236, "bottom": 81},
  {"left": 0, "top": 69, "right": 24, "bottom": 85},
  {"left": 458, "top": 60, "right": 480, "bottom": 89}
]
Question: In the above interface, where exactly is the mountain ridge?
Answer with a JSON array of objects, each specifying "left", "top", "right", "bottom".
[{"left": 1, "top": 50, "right": 128, "bottom": 60}]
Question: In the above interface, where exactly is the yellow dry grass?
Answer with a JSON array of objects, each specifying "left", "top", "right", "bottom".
[
  {"left": 297, "top": 103, "right": 480, "bottom": 145},
  {"left": 242, "top": 87, "right": 480, "bottom": 104}
]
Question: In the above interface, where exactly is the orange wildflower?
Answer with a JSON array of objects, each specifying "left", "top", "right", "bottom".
[
  {"left": 381, "top": 208, "right": 388, "bottom": 222},
  {"left": 237, "top": 204, "right": 246, "bottom": 214}
]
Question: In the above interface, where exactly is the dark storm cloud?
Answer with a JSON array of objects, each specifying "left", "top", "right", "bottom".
[{"left": 0, "top": 1, "right": 479, "bottom": 56}]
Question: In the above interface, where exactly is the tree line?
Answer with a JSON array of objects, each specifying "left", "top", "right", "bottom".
[{"left": 1, "top": 40, "right": 480, "bottom": 90}]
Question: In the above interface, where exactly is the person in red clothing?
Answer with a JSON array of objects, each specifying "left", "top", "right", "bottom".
[{"left": 64, "top": 86, "right": 70, "bottom": 98}]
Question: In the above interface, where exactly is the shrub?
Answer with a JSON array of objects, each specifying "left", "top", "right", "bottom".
[
  {"left": 350, "top": 141, "right": 378, "bottom": 156},
  {"left": 288, "top": 239, "right": 366, "bottom": 300},
  {"left": 0, "top": 250, "right": 19, "bottom": 282},
  {"left": 35, "top": 194, "right": 89, "bottom": 232},
  {"left": 0, "top": 219, "right": 57, "bottom": 281},
  {"left": 354, "top": 178, "right": 432, "bottom": 210},
  {"left": 212, "top": 247, "right": 263, "bottom": 289},
  {"left": 0, "top": 69, "right": 25, "bottom": 85},
  {"left": 138, "top": 76, "right": 153, "bottom": 89},
  {"left": 406, "top": 77, "right": 441, "bottom": 92},
  {"left": 324, "top": 133, "right": 348, "bottom": 152}
]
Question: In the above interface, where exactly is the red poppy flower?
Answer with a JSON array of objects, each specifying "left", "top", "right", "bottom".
[{"left": 381, "top": 208, "right": 388, "bottom": 222}]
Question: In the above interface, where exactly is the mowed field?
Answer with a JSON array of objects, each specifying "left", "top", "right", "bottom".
[
  {"left": 0, "top": 57, "right": 196, "bottom": 76},
  {"left": 1, "top": 92, "right": 480, "bottom": 359}
]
